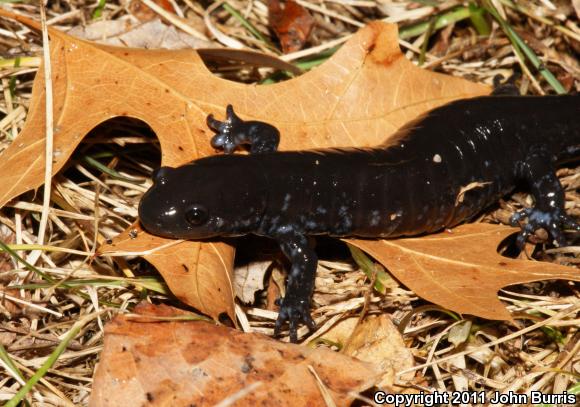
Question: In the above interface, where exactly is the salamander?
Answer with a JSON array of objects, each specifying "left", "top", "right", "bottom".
[{"left": 139, "top": 93, "right": 580, "bottom": 342}]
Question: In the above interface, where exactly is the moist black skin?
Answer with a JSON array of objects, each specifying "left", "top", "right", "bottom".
[{"left": 139, "top": 96, "right": 580, "bottom": 342}]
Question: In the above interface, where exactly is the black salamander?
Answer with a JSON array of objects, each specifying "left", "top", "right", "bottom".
[{"left": 139, "top": 95, "right": 580, "bottom": 342}]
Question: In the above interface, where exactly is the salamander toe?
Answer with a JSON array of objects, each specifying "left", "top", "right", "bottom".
[
  {"left": 274, "top": 296, "right": 315, "bottom": 343},
  {"left": 512, "top": 207, "right": 579, "bottom": 248}
]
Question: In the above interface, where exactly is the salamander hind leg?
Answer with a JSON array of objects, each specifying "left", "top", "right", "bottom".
[
  {"left": 491, "top": 73, "right": 521, "bottom": 96},
  {"left": 206, "top": 104, "right": 280, "bottom": 154},
  {"left": 274, "top": 234, "right": 317, "bottom": 342},
  {"left": 511, "top": 147, "right": 580, "bottom": 248}
]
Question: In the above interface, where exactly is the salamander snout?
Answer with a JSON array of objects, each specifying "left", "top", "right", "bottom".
[
  {"left": 139, "top": 166, "right": 186, "bottom": 238},
  {"left": 152, "top": 166, "right": 172, "bottom": 185}
]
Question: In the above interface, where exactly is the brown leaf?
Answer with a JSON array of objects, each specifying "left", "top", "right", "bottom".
[
  {"left": 346, "top": 223, "right": 580, "bottom": 321},
  {"left": 99, "top": 222, "right": 235, "bottom": 320},
  {"left": 268, "top": 0, "right": 315, "bottom": 53},
  {"left": 129, "top": 0, "right": 174, "bottom": 22},
  {"left": 322, "top": 315, "right": 415, "bottom": 388},
  {"left": 234, "top": 259, "right": 273, "bottom": 304},
  {"left": 0, "top": 10, "right": 489, "bottom": 323},
  {"left": 90, "top": 303, "right": 380, "bottom": 406},
  {"left": 68, "top": 17, "right": 213, "bottom": 49}
]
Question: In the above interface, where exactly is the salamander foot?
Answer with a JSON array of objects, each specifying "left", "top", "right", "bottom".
[
  {"left": 510, "top": 208, "right": 580, "bottom": 248},
  {"left": 206, "top": 105, "right": 280, "bottom": 154},
  {"left": 207, "top": 104, "right": 243, "bottom": 154},
  {"left": 274, "top": 297, "right": 316, "bottom": 343},
  {"left": 492, "top": 73, "right": 521, "bottom": 96}
]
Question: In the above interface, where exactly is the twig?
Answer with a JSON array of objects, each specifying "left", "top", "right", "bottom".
[
  {"left": 140, "top": 0, "right": 208, "bottom": 41},
  {"left": 397, "top": 305, "right": 579, "bottom": 376},
  {"left": 27, "top": 0, "right": 53, "bottom": 267}
]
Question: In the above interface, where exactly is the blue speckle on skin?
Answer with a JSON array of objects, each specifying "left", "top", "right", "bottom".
[
  {"left": 370, "top": 210, "right": 380, "bottom": 226},
  {"left": 305, "top": 220, "right": 317, "bottom": 229},
  {"left": 277, "top": 225, "right": 294, "bottom": 234},
  {"left": 269, "top": 216, "right": 280, "bottom": 228},
  {"left": 529, "top": 210, "right": 552, "bottom": 223},
  {"left": 281, "top": 194, "right": 291, "bottom": 211},
  {"left": 338, "top": 215, "right": 353, "bottom": 231},
  {"left": 315, "top": 206, "right": 327, "bottom": 215}
]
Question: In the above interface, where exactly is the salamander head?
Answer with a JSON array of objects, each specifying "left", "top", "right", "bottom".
[{"left": 139, "top": 159, "right": 267, "bottom": 239}]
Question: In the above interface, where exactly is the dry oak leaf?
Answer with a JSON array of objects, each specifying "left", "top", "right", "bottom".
[
  {"left": 0, "top": 9, "right": 489, "bottom": 323},
  {"left": 347, "top": 223, "right": 580, "bottom": 321},
  {"left": 90, "top": 303, "right": 381, "bottom": 407},
  {"left": 321, "top": 315, "right": 415, "bottom": 389},
  {"left": 268, "top": 0, "right": 315, "bottom": 53},
  {"left": 104, "top": 221, "right": 234, "bottom": 321}
]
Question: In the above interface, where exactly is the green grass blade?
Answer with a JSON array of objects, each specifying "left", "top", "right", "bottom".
[
  {"left": 8, "top": 56, "right": 20, "bottom": 97},
  {"left": 399, "top": 6, "right": 471, "bottom": 40},
  {"left": 13, "top": 276, "right": 169, "bottom": 294},
  {"left": 347, "top": 244, "right": 392, "bottom": 294},
  {"left": 0, "top": 56, "right": 40, "bottom": 68},
  {"left": 222, "top": 2, "right": 273, "bottom": 49},
  {"left": 0, "top": 240, "right": 55, "bottom": 283},
  {"left": 294, "top": 46, "right": 340, "bottom": 71},
  {"left": 0, "top": 243, "right": 89, "bottom": 256},
  {"left": 0, "top": 344, "right": 25, "bottom": 382},
  {"left": 6, "top": 313, "right": 98, "bottom": 407},
  {"left": 468, "top": 2, "right": 491, "bottom": 36},
  {"left": 497, "top": 0, "right": 580, "bottom": 43},
  {"left": 483, "top": 0, "right": 566, "bottom": 94},
  {"left": 411, "top": 0, "right": 441, "bottom": 5},
  {"left": 82, "top": 155, "right": 144, "bottom": 184},
  {"left": 92, "top": 0, "right": 107, "bottom": 19},
  {"left": 418, "top": 17, "right": 437, "bottom": 66},
  {"left": 568, "top": 382, "right": 580, "bottom": 394}
]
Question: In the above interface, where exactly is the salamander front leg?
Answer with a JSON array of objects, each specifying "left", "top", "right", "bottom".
[
  {"left": 511, "top": 147, "right": 580, "bottom": 248},
  {"left": 206, "top": 105, "right": 280, "bottom": 154},
  {"left": 274, "top": 234, "right": 317, "bottom": 342}
]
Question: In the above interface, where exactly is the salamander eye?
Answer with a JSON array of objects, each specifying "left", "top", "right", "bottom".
[{"left": 185, "top": 205, "right": 208, "bottom": 226}]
